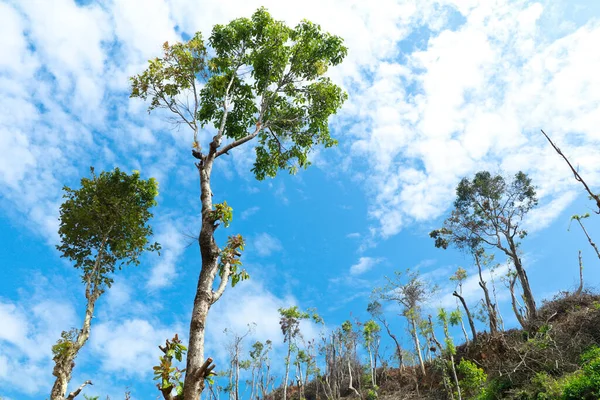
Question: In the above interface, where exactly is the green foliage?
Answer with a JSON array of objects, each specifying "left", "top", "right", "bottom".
[
  {"left": 51, "top": 328, "right": 79, "bottom": 361},
  {"left": 218, "top": 234, "right": 249, "bottom": 287},
  {"left": 57, "top": 167, "right": 159, "bottom": 290},
  {"left": 449, "top": 309, "right": 463, "bottom": 327},
  {"left": 212, "top": 201, "right": 233, "bottom": 227},
  {"left": 562, "top": 346, "right": 600, "bottom": 399},
  {"left": 363, "top": 319, "right": 380, "bottom": 347},
  {"left": 457, "top": 359, "right": 488, "bottom": 399},
  {"left": 278, "top": 306, "right": 320, "bottom": 342},
  {"left": 131, "top": 7, "right": 348, "bottom": 180},
  {"left": 430, "top": 171, "right": 537, "bottom": 252},
  {"left": 366, "top": 388, "right": 378, "bottom": 400},
  {"left": 153, "top": 334, "right": 188, "bottom": 396}
]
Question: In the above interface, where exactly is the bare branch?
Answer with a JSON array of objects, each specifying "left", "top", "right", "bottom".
[
  {"left": 211, "top": 262, "right": 231, "bottom": 305},
  {"left": 541, "top": 129, "right": 600, "bottom": 213},
  {"left": 66, "top": 380, "right": 92, "bottom": 400},
  {"left": 215, "top": 130, "right": 260, "bottom": 158}
]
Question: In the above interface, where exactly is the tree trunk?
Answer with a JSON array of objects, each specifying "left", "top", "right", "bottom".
[
  {"left": 51, "top": 246, "right": 106, "bottom": 400},
  {"left": 380, "top": 318, "right": 403, "bottom": 370},
  {"left": 509, "top": 274, "right": 527, "bottom": 329},
  {"left": 452, "top": 292, "right": 477, "bottom": 342},
  {"left": 475, "top": 253, "right": 498, "bottom": 334},
  {"left": 283, "top": 339, "right": 292, "bottom": 400},
  {"left": 410, "top": 317, "right": 426, "bottom": 376},
  {"left": 347, "top": 359, "right": 361, "bottom": 398},
  {"left": 183, "top": 161, "right": 221, "bottom": 400},
  {"left": 507, "top": 237, "right": 537, "bottom": 321},
  {"left": 576, "top": 250, "right": 584, "bottom": 297},
  {"left": 458, "top": 314, "right": 469, "bottom": 344}
]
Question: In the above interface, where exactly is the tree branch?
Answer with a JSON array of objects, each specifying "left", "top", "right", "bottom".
[
  {"left": 215, "top": 130, "right": 260, "bottom": 158},
  {"left": 211, "top": 262, "right": 231, "bottom": 305},
  {"left": 541, "top": 129, "right": 600, "bottom": 213},
  {"left": 66, "top": 380, "right": 93, "bottom": 400}
]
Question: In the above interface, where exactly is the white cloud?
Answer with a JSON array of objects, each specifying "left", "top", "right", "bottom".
[
  {"left": 90, "top": 318, "right": 181, "bottom": 376},
  {"left": 0, "top": 299, "right": 77, "bottom": 394},
  {"left": 349, "top": 256, "right": 384, "bottom": 275},
  {"left": 252, "top": 232, "right": 283, "bottom": 257},
  {"left": 147, "top": 220, "right": 187, "bottom": 289},
  {"left": 240, "top": 206, "right": 260, "bottom": 220}
]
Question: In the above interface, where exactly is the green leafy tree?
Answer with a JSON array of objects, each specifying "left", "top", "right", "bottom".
[
  {"left": 130, "top": 8, "right": 347, "bottom": 399},
  {"left": 50, "top": 168, "right": 159, "bottom": 400},
  {"left": 363, "top": 319, "right": 381, "bottom": 387},
  {"left": 430, "top": 171, "right": 538, "bottom": 324}
]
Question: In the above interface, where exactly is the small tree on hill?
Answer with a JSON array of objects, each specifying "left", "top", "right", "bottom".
[
  {"left": 131, "top": 8, "right": 347, "bottom": 399},
  {"left": 374, "top": 270, "right": 433, "bottom": 376},
  {"left": 450, "top": 267, "right": 476, "bottom": 343},
  {"left": 50, "top": 168, "right": 159, "bottom": 400},
  {"left": 430, "top": 171, "right": 538, "bottom": 324}
]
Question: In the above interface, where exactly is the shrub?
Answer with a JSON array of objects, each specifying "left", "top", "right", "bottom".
[
  {"left": 457, "top": 359, "right": 487, "bottom": 399},
  {"left": 562, "top": 346, "right": 600, "bottom": 399}
]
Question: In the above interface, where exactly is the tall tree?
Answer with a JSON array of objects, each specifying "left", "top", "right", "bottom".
[
  {"left": 130, "top": 8, "right": 347, "bottom": 399},
  {"left": 430, "top": 171, "right": 539, "bottom": 323},
  {"left": 50, "top": 168, "right": 159, "bottom": 400}
]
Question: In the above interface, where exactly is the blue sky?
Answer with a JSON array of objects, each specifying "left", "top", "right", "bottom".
[{"left": 1, "top": 0, "right": 600, "bottom": 398}]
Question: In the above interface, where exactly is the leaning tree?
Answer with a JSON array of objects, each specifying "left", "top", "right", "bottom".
[
  {"left": 131, "top": 8, "right": 347, "bottom": 399},
  {"left": 430, "top": 171, "right": 538, "bottom": 324}
]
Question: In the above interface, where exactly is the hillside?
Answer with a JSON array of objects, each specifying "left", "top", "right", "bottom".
[{"left": 273, "top": 291, "right": 600, "bottom": 400}]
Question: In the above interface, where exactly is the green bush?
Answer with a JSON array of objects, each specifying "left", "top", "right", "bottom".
[
  {"left": 562, "top": 346, "right": 600, "bottom": 400},
  {"left": 366, "top": 388, "right": 378, "bottom": 400},
  {"left": 457, "top": 359, "right": 488, "bottom": 399}
]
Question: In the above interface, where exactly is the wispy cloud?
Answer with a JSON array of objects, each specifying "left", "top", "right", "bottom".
[
  {"left": 252, "top": 232, "right": 283, "bottom": 257},
  {"left": 147, "top": 219, "right": 187, "bottom": 289},
  {"left": 240, "top": 206, "right": 260, "bottom": 220},
  {"left": 350, "top": 256, "right": 384, "bottom": 275}
]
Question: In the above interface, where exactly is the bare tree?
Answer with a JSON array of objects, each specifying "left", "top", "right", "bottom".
[
  {"left": 374, "top": 270, "right": 434, "bottom": 376},
  {"left": 450, "top": 267, "right": 477, "bottom": 342}
]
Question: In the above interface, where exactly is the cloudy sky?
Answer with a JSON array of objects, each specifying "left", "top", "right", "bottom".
[{"left": 1, "top": 0, "right": 600, "bottom": 398}]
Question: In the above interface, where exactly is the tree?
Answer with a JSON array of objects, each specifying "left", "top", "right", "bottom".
[
  {"left": 374, "top": 270, "right": 433, "bottom": 376},
  {"left": 248, "top": 340, "right": 273, "bottom": 400},
  {"left": 430, "top": 171, "right": 539, "bottom": 323},
  {"left": 279, "top": 306, "right": 322, "bottom": 400},
  {"left": 437, "top": 310, "right": 462, "bottom": 400},
  {"left": 367, "top": 301, "right": 404, "bottom": 370},
  {"left": 449, "top": 267, "right": 476, "bottom": 343},
  {"left": 50, "top": 168, "right": 159, "bottom": 400},
  {"left": 130, "top": 8, "right": 347, "bottom": 399},
  {"left": 224, "top": 324, "right": 254, "bottom": 400},
  {"left": 362, "top": 319, "right": 381, "bottom": 387}
]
